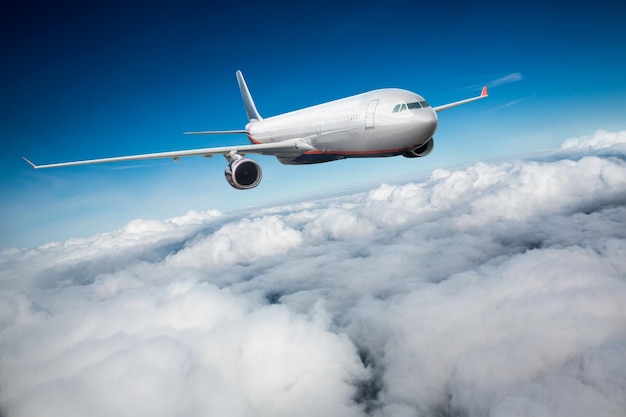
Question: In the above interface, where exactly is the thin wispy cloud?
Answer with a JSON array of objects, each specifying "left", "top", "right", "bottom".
[
  {"left": 488, "top": 96, "right": 534, "bottom": 112},
  {"left": 462, "top": 72, "right": 523, "bottom": 92},
  {"left": 1, "top": 130, "right": 625, "bottom": 417},
  {"left": 487, "top": 72, "right": 523, "bottom": 88}
]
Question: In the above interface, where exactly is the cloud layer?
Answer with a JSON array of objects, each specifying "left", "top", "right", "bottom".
[{"left": 1, "top": 130, "right": 626, "bottom": 417}]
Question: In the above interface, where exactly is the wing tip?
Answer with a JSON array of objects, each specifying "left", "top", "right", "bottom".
[
  {"left": 22, "top": 157, "right": 37, "bottom": 168},
  {"left": 481, "top": 86, "right": 488, "bottom": 97}
]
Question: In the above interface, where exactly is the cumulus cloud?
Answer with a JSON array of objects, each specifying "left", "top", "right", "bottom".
[
  {"left": 1, "top": 129, "right": 626, "bottom": 416},
  {"left": 554, "top": 129, "right": 626, "bottom": 161}
]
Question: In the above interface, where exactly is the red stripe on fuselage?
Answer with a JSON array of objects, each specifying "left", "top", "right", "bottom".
[
  {"left": 303, "top": 147, "right": 410, "bottom": 156},
  {"left": 247, "top": 135, "right": 412, "bottom": 156}
]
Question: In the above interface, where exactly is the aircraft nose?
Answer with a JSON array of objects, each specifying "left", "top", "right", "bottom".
[{"left": 415, "top": 108, "right": 438, "bottom": 138}]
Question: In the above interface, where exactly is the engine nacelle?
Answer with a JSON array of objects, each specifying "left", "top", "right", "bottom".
[
  {"left": 402, "top": 138, "right": 434, "bottom": 158},
  {"left": 225, "top": 158, "right": 262, "bottom": 190}
]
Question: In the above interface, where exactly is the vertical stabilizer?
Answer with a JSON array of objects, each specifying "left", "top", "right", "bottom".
[{"left": 236, "top": 70, "right": 263, "bottom": 122}]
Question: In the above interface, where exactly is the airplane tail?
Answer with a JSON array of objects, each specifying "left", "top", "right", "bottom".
[
  {"left": 236, "top": 70, "right": 263, "bottom": 122},
  {"left": 183, "top": 71, "right": 262, "bottom": 136}
]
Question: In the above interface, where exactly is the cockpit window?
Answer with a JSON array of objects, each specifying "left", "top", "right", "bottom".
[{"left": 394, "top": 100, "right": 430, "bottom": 113}]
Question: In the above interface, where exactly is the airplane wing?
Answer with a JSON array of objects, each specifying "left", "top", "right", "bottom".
[
  {"left": 23, "top": 138, "right": 314, "bottom": 169},
  {"left": 433, "top": 86, "right": 488, "bottom": 112}
]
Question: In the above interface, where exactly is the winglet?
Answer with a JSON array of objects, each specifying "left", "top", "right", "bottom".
[
  {"left": 22, "top": 157, "right": 37, "bottom": 168},
  {"left": 481, "top": 86, "right": 488, "bottom": 97}
]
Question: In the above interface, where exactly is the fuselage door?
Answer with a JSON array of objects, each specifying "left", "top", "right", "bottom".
[
  {"left": 316, "top": 111, "right": 325, "bottom": 136},
  {"left": 365, "top": 99, "right": 379, "bottom": 129}
]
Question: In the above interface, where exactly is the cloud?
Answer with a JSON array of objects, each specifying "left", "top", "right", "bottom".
[
  {"left": 487, "top": 98, "right": 528, "bottom": 112},
  {"left": 465, "top": 73, "right": 523, "bottom": 93},
  {"left": 1, "top": 130, "right": 626, "bottom": 416},
  {"left": 487, "top": 72, "right": 523, "bottom": 88},
  {"left": 558, "top": 129, "right": 626, "bottom": 158}
]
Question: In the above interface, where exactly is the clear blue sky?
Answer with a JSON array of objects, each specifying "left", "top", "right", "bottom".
[{"left": 2, "top": 0, "right": 625, "bottom": 248}]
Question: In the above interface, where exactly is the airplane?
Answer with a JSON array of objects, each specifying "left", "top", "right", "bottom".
[{"left": 23, "top": 71, "right": 488, "bottom": 190}]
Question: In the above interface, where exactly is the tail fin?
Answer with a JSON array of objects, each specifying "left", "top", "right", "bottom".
[{"left": 236, "top": 70, "right": 263, "bottom": 122}]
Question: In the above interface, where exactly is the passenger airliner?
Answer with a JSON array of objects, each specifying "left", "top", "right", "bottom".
[{"left": 24, "top": 71, "right": 488, "bottom": 190}]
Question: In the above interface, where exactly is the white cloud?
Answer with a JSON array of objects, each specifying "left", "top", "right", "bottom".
[
  {"left": 560, "top": 129, "right": 626, "bottom": 150},
  {"left": 1, "top": 130, "right": 626, "bottom": 416},
  {"left": 487, "top": 72, "right": 523, "bottom": 88},
  {"left": 488, "top": 98, "right": 525, "bottom": 112}
]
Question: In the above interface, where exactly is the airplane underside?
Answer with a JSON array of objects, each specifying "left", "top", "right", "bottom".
[
  {"left": 277, "top": 137, "right": 435, "bottom": 165},
  {"left": 277, "top": 150, "right": 406, "bottom": 165}
]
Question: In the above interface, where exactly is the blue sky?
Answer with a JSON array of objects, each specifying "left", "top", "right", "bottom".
[{"left": 2, "top": 0, "right": 626, "bottom": 248}]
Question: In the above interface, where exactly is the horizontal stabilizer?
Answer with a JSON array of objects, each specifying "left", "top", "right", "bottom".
[{"left": 184, "top": 130, "right": 247, "bottom": 135}]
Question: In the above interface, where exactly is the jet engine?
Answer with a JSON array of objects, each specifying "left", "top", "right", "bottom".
[
  {"left": 225, "top": 158, "right": 262, "bottom": 190},
  {"left": 402, "top": 138, "right": 434, "bottom": 158}
]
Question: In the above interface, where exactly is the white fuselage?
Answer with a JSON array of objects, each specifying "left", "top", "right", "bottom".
[{"left": 245, "top": 89, "right": 438, "bottom": 164}]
